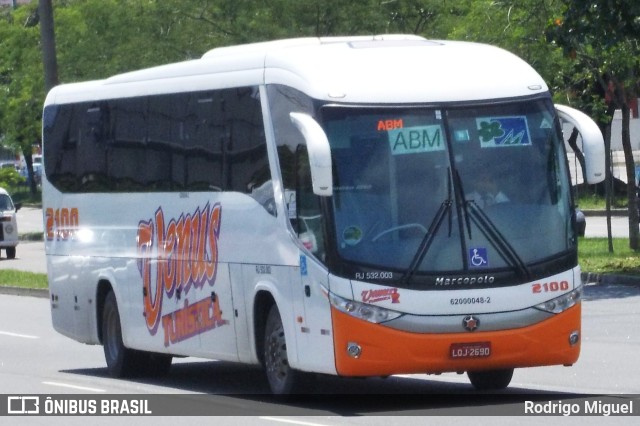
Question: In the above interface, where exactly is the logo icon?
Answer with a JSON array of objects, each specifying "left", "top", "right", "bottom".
[
  {"left": 469, "top": 247, "right": 489, "bottom": 268},
  {"left": 361, "top": 287, "right": 400, "bottom": 304},
  {"left": 463, "top": 315, "right": 480, "bottom": 332},
  {"left": 7, "top": 396, "right": 40, "bottom": 414},
  {"left": 477, "top": 116, "right": 531, "bottom": 147}
]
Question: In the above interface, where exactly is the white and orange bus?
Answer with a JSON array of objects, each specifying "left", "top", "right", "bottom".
[{"left": 42, "top": 35, "right": 604, "bottom": 394}]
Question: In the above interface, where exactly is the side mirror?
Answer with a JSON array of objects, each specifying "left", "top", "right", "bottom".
[
  {"left": 289, "top": 112, "right": 333, "bottom": 196},
  {"left": 14, "top": 202, "right": 22, "bottom": 212},
  {"left": 555, "top": 104, "right": 605, "bottom": 184}
]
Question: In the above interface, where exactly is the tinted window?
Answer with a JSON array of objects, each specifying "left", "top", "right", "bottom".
[{"left": 43, "top": 87, "right": 270, "bottom": 203}]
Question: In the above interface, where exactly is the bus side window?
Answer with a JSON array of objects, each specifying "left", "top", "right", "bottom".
[
  {"left": 269, "top": 85, "right": 326, "bottom": 259},
  {"left": 223, "top": 88, "right": 274, "bottom": 215},
  {"left": 295, "top": 145, "right": 324, "bottom": 256}
]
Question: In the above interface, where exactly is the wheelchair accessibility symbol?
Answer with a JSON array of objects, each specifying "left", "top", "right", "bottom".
[{"left": 469, "top": 248, "right": 489, "bottom": 268}]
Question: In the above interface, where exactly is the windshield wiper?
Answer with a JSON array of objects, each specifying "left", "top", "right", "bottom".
[
  {"left": 453, "top": 165, "right": 530, "bottom": 279},
  {"left": 402, "top": 169, "right": 454, "bottom": 286},
  {"left": 453, "top": 168, "right": 473, "bottom": 240},
  {"left": 466, "top": 201, "right": 531, "bottom": 280},
  {"left": 401, "top": 199, "right": 452, "bottom": 287}
]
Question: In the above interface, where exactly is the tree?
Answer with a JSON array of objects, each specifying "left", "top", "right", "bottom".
[
  {"left": 4, "top": 0, "right": 620, "bottom": 209},
  {"left": 549, "top": 0, "right": 640, "bottom": 250},
  {"left": 39, "top": 0, "right": 58, "bottom": 91},
  {"left": 0, "top": 4, "right": 43, "bottom": 196},
  {"left": 447, "top": 0, "right": 567, "bottom": 79}
]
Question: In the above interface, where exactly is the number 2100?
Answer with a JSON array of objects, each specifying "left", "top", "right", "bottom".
[
  {"left": 45, "top": 207, "right": 79, "bottom": 241},
  {"left": 532, "top": 280, "right": 569, "bottom": 293}
]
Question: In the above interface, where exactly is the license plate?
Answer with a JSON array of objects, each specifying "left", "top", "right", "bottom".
[{"left": 450, "top": 342, "right": 491, "bottom": 359}]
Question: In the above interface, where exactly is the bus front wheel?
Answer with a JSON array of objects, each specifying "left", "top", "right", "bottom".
[
  {"left": 467, "top": 368, "right": 514, "bottom": 390},
  {"left": 264, "top": 305, "right": 297, "bottom": 394},
  {"left": 263, "top": 305, "right": 316, "bottom": 394}
]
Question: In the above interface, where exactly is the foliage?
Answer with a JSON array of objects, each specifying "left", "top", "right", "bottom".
[
  {"left": 548, "top": 0, "right": 640, "bottom": 250},
  {"left": 1, "top": 1, "right": 637, "bottom": 224},
  {"left": 0, "top": 167, "right": 25, "bottom": 191},
  {"left": 2, "top": 0, "right": 538, "bottom": 181},
  {"left": 547, "top": 0, "right": 640, "bottom": 115},
  {"left": 0, "top": 1, "right": 582, "bottom": 94},
  {"left": 448, "top": 1, "right": 565, "bottom": 73},
  {"left": 45, "top": 0, "right": 458, "bottom": 84},
  {"left": 0, "top": 4, "right": 43, "bottom": 177}
]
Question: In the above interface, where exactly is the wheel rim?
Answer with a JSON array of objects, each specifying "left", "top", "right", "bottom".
[{"left": 265, "top": 320, "right": 289, "bottom": 388}]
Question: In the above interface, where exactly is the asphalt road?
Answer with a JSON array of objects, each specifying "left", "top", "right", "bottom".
[
  {"left": 585, "top": 213, "right": 635, "bottom": 238},
  {"left": 0, "top": 207, "right": 46, "bottom": 273},
  {"left": 1, "top": 285, "right": 639, "bottom": 423},
  {"left": 15, "top": 206, "right": 44, "bottom": 235}
]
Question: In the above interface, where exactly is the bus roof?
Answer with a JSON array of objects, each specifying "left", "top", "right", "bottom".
[{"left": 45, "top": 35, "right": 548, "bottom": 106}]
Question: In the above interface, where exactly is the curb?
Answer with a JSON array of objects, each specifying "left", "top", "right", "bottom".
[
  {"left": 0, "top": 286, "right": 48, "bottom": 299},
  {"left": 580, "top": 209, "right": 628, "bottom": 217},
  {"left": 581, "top": 272, "right": 640, "bottom": 286},
  {"left": 19, "top": 232, "right": 44, "bottom": 242}
]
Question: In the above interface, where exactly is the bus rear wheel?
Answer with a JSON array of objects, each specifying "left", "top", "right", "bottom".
[
  {"left": 102, "top": 291, "right": 138, "bottom": 377},
  {"left": 467, "top": 368, "right": 514, "bottom": 390},
  {"left": 102, "top": 291, "right": 173, "bottom": 378}
]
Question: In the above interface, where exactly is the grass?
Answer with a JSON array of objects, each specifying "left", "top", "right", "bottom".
[
  {"left": 0, "top": 270, "right": 48, "bottom": 289},
  {"left": 578, "top": 237, "right": 640, "bottom": 275},
  {"left": 0, "top": 238, "right": 638, "bottom": 292},
  {"left": 575, "top": 193, "right": 628, "bottom": 210}
]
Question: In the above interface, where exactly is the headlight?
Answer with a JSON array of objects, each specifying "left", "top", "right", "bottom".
[
  {"left": 328, "top": 291, "right": 403, "bottom": 323},
  {"left": 534, "top": 285, "right": 582, "bottom": 314}
]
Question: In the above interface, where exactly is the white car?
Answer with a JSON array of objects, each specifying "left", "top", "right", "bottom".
[{"left": 0, "top": 188, "right": 20, "bottom": 259}]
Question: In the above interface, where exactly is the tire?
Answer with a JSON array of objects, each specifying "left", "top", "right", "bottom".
[
  {"left": 102, "top": 291, "right": 139, "bottom": 377},
  {"left": 102, "top": 291, "right": 173, "bottom": 378},
  {"left": 5, "top": 247, "right": 16, "bottom": 259},
  {"left": 102, "top": 292, "right": 173, "bottom": 377},
  {"left": 263, "top": 305, "right": 315, "bottom": 394},
  {"left": 467, "top": 368, "right": 514, "bottom": 390}
]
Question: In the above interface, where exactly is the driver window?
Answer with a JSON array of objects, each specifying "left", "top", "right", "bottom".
[{"left": 269, "top": 85, "right": 326, "bottom": 260}]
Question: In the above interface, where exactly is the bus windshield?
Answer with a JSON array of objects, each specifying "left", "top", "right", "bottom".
[{"left": 321, "top": 99, "right": 574, "bottom": 285}]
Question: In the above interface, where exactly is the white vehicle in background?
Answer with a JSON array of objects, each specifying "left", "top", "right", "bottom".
[{"left": 0, "top": 187, "right": 20, "bottom": 259}]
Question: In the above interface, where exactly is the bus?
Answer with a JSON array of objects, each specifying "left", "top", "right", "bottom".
[{"left": 42, "top": 35, "right": 605, "bottom": 394}]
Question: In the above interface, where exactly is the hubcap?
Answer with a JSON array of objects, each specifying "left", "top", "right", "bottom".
[{"left": 266, "top": 323, "right": 289, "bottom": 385}]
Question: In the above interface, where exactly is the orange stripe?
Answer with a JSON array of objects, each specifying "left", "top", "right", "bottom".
[{"left": 332, "top": 304, "right": 581, "bottom": 376}]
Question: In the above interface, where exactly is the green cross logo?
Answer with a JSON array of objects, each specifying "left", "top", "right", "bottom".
[{"left": 478, "top": 120, "right": 505, "bottom": 142}]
